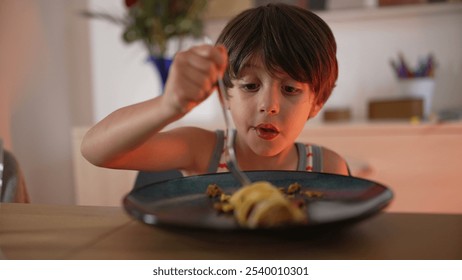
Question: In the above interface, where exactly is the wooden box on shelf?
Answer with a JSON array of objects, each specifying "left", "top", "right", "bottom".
[
  {"left": 368, "top": 98, "right": 423, "bottom": 120},
  {"left": 379, "top": 0, "right": 427, "bottom": 6},
  {"left": 323, "top": 108, "right": 351, "bottom": 122}
]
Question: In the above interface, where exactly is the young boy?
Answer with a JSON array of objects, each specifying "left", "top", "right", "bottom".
[{"left": 81, "top": 3, "right": 349, "bottom": 177}]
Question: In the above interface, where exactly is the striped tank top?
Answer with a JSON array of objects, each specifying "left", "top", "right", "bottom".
[{"left": 205, "top": 130, "right": 323, "bottom": 173}]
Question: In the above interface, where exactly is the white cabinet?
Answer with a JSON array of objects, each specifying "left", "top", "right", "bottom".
[{"left": 298, "top": 121, "right": 462, "bottom": 214}]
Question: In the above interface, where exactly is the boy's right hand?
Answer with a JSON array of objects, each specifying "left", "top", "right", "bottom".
[{"left": 161, "top": 45, "right": 228, "bottom": 116}]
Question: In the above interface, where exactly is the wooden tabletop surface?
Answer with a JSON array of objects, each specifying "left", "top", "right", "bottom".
[{"left": 1, "top": 203, "right": 461, "bottom": 260}]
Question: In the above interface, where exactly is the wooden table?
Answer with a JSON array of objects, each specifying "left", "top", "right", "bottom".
[{"left": 1, "top": 203, "right": 461, "bottom": 260}]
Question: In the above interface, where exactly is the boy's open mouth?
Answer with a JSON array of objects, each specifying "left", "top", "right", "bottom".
[{"left": 254, "top": 124, "right": 279, "bottom": 140}]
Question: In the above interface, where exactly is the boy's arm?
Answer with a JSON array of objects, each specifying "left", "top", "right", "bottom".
[
  {"left": 81, "top": 95, "right": 183, "bottom": 169},
  {"left": 81, "top": 45, "right": 227, "bottom": 172}
]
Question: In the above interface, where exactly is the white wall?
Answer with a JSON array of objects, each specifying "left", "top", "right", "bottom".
[
  {"left": 88, "top": 0, "right": 159, "bottom": 123},
  {"left": 207, "top": 4, "right": 462, "bottom": 122},
  {"left": 323, "top": 5, "right": 462, "bottom": 120},
  {"left": 0, "top": 1, "right": 41, "bottom": 150},
  {"left": 88, "top": 0, "right": 222, "bottom": 125},
  {"left": 1, "top": 0, "right": 81, "bottom": 204}
]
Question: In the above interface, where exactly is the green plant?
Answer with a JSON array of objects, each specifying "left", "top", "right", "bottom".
[{"left": 84, "top": 0, "right": 207, "bottom": 57}]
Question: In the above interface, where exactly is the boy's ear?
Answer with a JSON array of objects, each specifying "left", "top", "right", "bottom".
[{"left": 308, "top": 103, "right": 323, "bottom": 119}]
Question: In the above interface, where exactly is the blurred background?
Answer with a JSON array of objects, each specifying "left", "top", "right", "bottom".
[{"left": 1, "top": 0, "right": 461, "bottom": 211}]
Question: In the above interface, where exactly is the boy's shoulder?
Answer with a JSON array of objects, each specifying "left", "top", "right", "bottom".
[{"left": 320, "top": 146, "right": 349, "bottom": 176}]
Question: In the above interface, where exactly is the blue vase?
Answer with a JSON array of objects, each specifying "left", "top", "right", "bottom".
[{"left": 148, "top": 56, "right": 173, "bottom": 91}]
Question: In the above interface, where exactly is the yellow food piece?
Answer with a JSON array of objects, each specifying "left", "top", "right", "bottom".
[
  {"left": 229, "top": 181, "right": 307, "bottom": 228},
  {"left": 221, "top": 203, "right": 235, "bottom": 213},
  {"left": 220, "top": 193, "right": 231, "bottom": 202}
]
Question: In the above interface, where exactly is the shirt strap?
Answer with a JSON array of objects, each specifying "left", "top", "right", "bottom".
[{"left": 296, "top": 143, "right": 323, "bottom": 172}]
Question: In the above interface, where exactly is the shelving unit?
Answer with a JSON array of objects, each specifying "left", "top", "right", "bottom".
[
  {"left": 317, "top": 2, "right": 462, "bottom": 22},
  {"left": 205, "top": 2, "right": 462, "bottom": 25}
]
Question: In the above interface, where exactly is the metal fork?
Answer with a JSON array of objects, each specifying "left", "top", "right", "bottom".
[{"left": 216, "top": 78, "right": 251, "bottom": 186}]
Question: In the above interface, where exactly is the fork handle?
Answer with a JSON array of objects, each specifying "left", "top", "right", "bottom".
[{"left": 226, "top": 129, "right": 251, "bottom": 186}]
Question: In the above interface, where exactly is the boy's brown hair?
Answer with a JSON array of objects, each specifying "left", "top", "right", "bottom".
[{"left": 216, "top": 3, "right": 338, "bottom": 106}]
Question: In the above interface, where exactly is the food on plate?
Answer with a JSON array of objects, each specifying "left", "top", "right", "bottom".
[
  {"left": 206, "top": 183, "right": 223, "bottom": 197},
  {"left": 303, "top": 190, "right": 323, "bottom": 198},
  {"left": 207, "top": 181, "right": 308, "bottom": 228},
  {"left": 287, "top": 182, "right": 302, "bottom": 194}
]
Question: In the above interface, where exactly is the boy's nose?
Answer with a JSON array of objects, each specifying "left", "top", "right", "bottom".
[{"left": 259, "top": 87, "right": 280, "bottom": 115}]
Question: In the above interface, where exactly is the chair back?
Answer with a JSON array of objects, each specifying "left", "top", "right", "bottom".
[
  {"left": 0, "top": 139, "right": 3, "bottom": 197},
  {"left": 0, "top": 140, "right": 29, "bottom": 203}
]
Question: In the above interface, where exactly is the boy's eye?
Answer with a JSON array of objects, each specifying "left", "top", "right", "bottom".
[
  {"left": 241, "top": 83, "right": 260, "bottom": 92},
  {"left": 282, "top": 85, "right": 301, "bottom": 95}
]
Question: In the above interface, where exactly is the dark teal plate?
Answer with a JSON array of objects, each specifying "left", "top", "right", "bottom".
[{"left": 123, "top": 171, "right": 393, "bottom": 231}]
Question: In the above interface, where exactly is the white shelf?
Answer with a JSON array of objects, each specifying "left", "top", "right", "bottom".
[
  {"left": 316, "top": 2, "right": 462, "bottom": 22},
  {"left": 206, "top": 2, "right": 462, "bottom": 29}
]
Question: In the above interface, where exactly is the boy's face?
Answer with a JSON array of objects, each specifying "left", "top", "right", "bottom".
[{"left": 227, "top": 58, "right": 321, "bottom": 157}]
